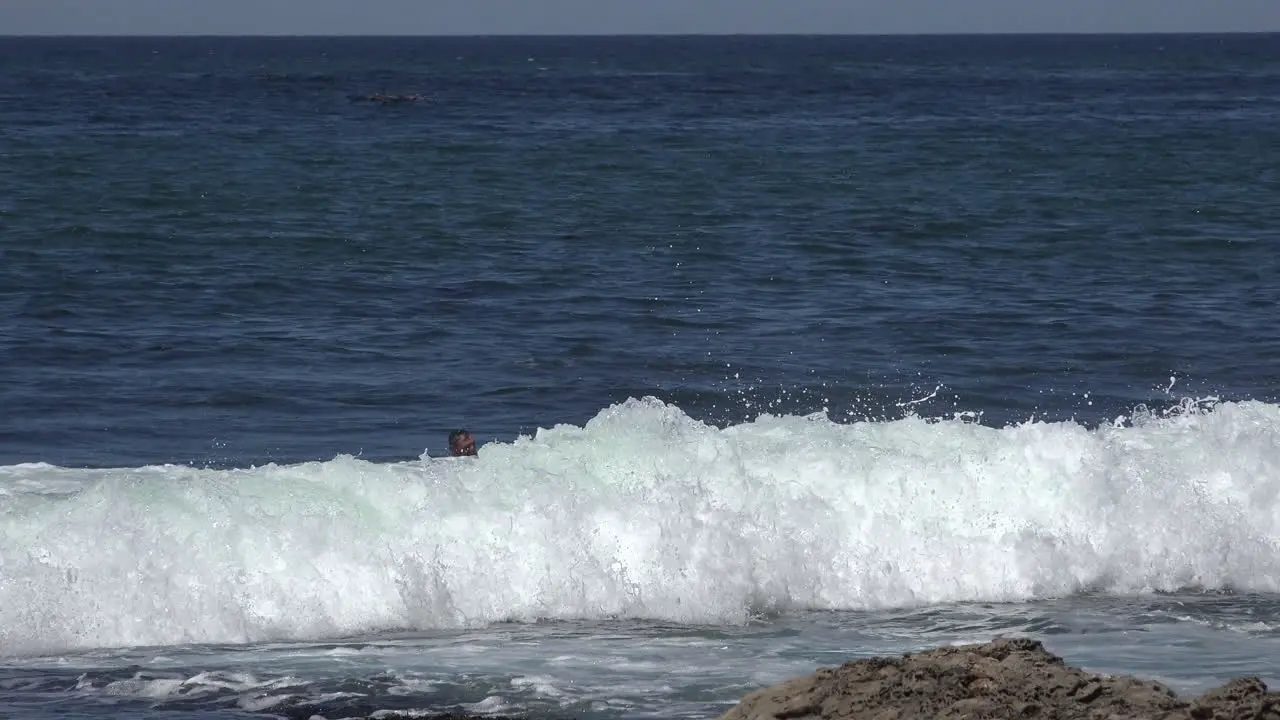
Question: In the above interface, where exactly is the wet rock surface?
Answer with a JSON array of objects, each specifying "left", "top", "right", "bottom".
[{"left": 718, "top": 638, "right": 1280, "bottom": 720}]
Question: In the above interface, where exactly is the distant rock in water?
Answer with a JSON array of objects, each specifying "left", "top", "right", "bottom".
[
  {"left": 352, "top": 93, "right": 429, "bottom": 104},
  {"left": 718, "top": 638, "right": 1280, "bottom": 720}
]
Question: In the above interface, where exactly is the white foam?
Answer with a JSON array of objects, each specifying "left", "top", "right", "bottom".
[
  {"left": 102, "top": 676, "right": 186, "bottom": 699},
  {"left": 3, "top": 396, "right": 1280, "bottom": 657},
  {"left": 465, "top": 695, "right": 514, "bottom": 714},
  {"left": 510, "top": 674, "right": 567, "bottom": 698}
]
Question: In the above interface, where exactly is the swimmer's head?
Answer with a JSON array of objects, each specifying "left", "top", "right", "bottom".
[{"left": 448, "top": 430, "right": 477, "bottom": 457}]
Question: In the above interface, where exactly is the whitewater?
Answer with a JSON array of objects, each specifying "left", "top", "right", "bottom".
[{"left": 4, "top": 396, "right": 1278, "bottom": 660}]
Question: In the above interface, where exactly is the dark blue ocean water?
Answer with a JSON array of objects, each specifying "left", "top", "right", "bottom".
[
  {"left": 3, "top": 34, "right": 1277, "bottom": 469},
  {"left": 3, "top": 34, "right": 1280, "bottom": 720}
]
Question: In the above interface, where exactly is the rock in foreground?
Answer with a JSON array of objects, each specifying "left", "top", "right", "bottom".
[{"left": 718, "top": 638, "right": 1280, "bottom": 720}]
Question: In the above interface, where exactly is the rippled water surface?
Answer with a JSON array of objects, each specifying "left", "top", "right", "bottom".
[{"left": 2, "top": 33, "right": 1279, "bottom": 719}]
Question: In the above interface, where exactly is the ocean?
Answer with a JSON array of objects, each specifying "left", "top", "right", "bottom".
[{"left": 1, "top": 32, "right": 1278, "bottom": 719}]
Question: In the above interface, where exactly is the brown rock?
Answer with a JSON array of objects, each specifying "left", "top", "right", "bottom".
[{"left": 718, "top": 638, "right": 1280, "bottom": 720}]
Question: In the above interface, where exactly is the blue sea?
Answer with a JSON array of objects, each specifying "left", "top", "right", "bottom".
[{"left": 2, "top": 33, "right": 1279, "bottom": 720}]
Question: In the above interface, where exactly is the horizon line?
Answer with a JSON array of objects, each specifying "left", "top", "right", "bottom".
[{"left": 2, "top": 30, "right": 1278, "bottom": 39}]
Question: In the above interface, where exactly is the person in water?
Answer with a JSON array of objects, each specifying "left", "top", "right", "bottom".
[{"left": 448, "top": 429, "right": 477, "bottom": 457}]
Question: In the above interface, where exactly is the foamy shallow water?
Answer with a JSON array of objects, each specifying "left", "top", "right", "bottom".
[{"left": 5, "top": 597, "right": 1280, "bottom": 720}]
